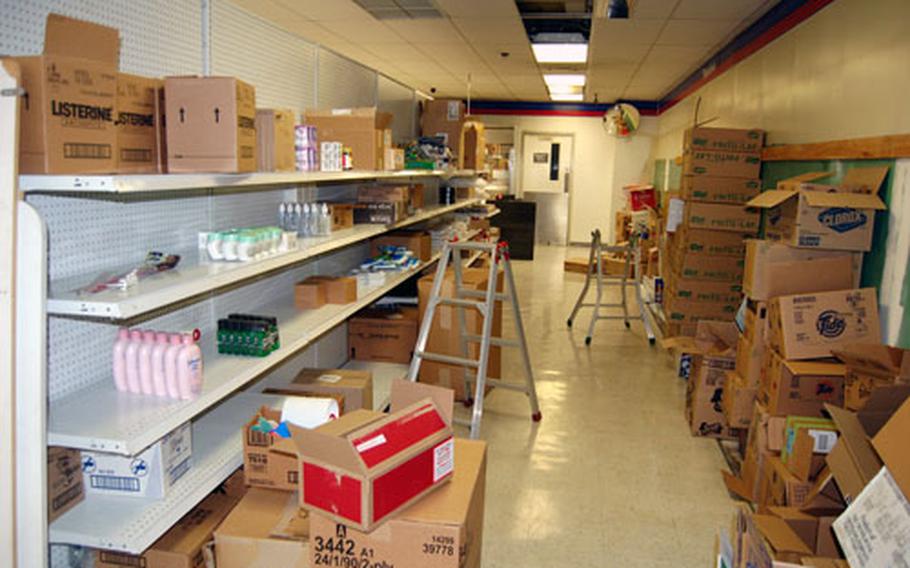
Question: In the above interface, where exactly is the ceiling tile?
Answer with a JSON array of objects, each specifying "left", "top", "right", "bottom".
[
  {"left": 641, "top": 45, "right": 710, "bottom": 67},
  {"left": 451, "top": 18, "right": 529, "bottom": 44},
  {"left": 434, "top": 0, "right": 520, "bottom": 18},
  {"left": 671, "top": 0, "right": 768, "bottom": 20},
  {"left": 323, "top": 19, "right": 405, "bottom": 43},
  {"left": 657, "top": 19, "right": 740, "bottom": 46},
  {"left": 383, "top": 19, "right": 465, "bottom": 43},
  {"left": 624, "top": 0, "right": 679, "bottom": 19},
  {"left": 274, "top": 0, "right": 371, "bottom": 20},
  {"left": 590, "top": 18, "right": 666, "bottom": 47}
]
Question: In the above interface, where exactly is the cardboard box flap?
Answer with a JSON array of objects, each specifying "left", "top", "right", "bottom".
[
  {"left": 824, "top": 404, "right": 883, "bottom": 493},
  {"left": 216, "top": 487, "right": 305, "bottom": 541},
  {"left": 777, "top": 172, "right": 834, "bottom": 188},
  {"left": 746, "top": 190, "right": 797, "bottom": 209},
  {"left": 289, "top": 422, "right": 371, "bottom": 473},
  {"left": 660, "top": 336, "right": 697, "bottom": 351},
  {"left": 348, "top": 398, "right": 450, "bottom": 469},
  {"left": 44, "top": 14, "right": 120, "bottom": 65},
  {"left": 833, "top": 343, "right": 904, "bottom": 374},
  {"left": 802, "top": 191, "right": 887, "bottom": 210},
  {"left": 801, "top": 558, "right": 850, "bottom": 568},
  {"left": 390, "top": 378, "right": 455, "bottom": 426},
  {"left": 872, "top": 397, "right": 910, "bottom": 500},
  {"left": 694, "top": 320, "right": 739, "bottom": 355},
  {"left": 800, "top": 471, "right": 846, "bottom": 515},
  {"left": 856, "top": 384, "right": 910, "bottom": 435},
  {"left": 840, "top": 166, "right": 889, "bottom": 194},
  {"left": 155, "top": 493, "right": 239, "bottom": 553},
  {"left": 271, "top": 436, "right": 297, "bottom": 457},
  {"left": 753, "top": 514, "right": 814, "bottom": 555},
  {"left": 782, "top": 360, "right": 846, "bottom": 376}
]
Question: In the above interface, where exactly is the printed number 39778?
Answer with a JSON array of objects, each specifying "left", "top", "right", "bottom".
[{"left": 423, "top": 543, "right": 454, "bottom": 556}]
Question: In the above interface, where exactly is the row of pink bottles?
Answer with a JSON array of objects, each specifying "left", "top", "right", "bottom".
[{"left": 112, "top": 328, "right": 203, "bottom": 400}]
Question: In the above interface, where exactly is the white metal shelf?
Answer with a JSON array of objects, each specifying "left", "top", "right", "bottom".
[
  {"left": 20, "top": 169, "right": 477, "bottom": 194},
  {"left": 47, "top": 199, "right": 480, "bottom": 320},
  {"left": 49, "top": 391, "right": 284, "bottom": 553},
  {"left": 47, "top": 252, "right": 443, "bottom": 455}
]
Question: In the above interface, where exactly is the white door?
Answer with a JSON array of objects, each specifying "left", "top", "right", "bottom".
[{"left": 520, "top": 133, "right": 574, "bottom": 245}]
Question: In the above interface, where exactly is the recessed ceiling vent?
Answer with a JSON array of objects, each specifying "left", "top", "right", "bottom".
[{"left": 353, "top": 0, "right": 443, "bottom": 19}]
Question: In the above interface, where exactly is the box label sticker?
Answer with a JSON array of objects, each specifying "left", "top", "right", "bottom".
[
  {"left": 447, "top": 101, "right": 460, "bottom": 121},
  {"left": 433, "top": 438, "right": 454, "bottom": 482},
  {"left": 809, "top": 429, "right": 837, "bottom": 454},
  {"left": 317, "top": 374, "right": 343, "bottom": 384},
  {"left": 355, "top": 434, "right": 387, "bottom": 453}
]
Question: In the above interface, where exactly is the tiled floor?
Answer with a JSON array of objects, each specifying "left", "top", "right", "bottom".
[{"left": 468, "top": 245, "right": 735, "bottom": 567}]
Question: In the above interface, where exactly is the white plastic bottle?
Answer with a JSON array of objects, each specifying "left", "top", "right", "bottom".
[
  {"left": 301, "top": 203, "right": 311, "bottom": 237},
  {"left": 164, "top": 333, "right": 183, "bottom": 399},
  {"left": 112, "top": 328, "right": 130, "bottom": 392},
  {"left": 278, "top": 202, "right": 287, "bottom": 230},
  {"left": 138, "top": 330, "right": 156, "bottom": 395},
  {"left": 320, "top": 203, "right": 331, "bottom": 235},
  {"left": 177, "top": 334, "right": 203, "bottom": 400},
  {"left": 293, "top": 203, "right": 303, "bottom": 235},
  {"left": 151, "top": 332, "right": 169, "bottom": 397},
  {"left": 125, "top": 329, "right": 143, "bottom": 394}
]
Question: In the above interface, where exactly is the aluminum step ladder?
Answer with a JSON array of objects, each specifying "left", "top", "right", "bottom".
[
  {"left": 407, "top": 240, "right": 542, "bottom": 439},
  {"left": 567, "top": 229, "right": 655, "bottom": 346}
]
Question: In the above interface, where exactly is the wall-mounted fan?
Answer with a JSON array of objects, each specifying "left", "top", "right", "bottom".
[{"left": 603, "top": 103, "right": 640, "bottom": 138}]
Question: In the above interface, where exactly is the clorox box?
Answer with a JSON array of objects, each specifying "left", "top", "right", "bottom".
[
  {"left": 768, "top": 288, "right": 882, "bottom": 361},
  {"left": 747, "top": 167, "right": 889, "bottom": 251},
  {"left": 81, "top": 423, "right": 192, "bottom": 499}
]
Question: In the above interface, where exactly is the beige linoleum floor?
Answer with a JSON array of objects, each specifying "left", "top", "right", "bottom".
[{"left": 467, "top": 245, "right": 735, "bottom": 567}]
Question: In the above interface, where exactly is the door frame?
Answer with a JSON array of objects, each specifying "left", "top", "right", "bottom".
[{"left": 519, "top": 131, "right": 576, "bottom": 244}]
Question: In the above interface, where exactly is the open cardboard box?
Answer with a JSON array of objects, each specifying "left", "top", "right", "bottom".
[
  {"left": 872, "top": 396, "right": 910, "bottom": 500},
  {"left": 742, "top": 240, "right": 858, "bottom": 301},
  {"left": 291, "top": 380, "right": 455, "bottom": 532},
  {"left": 762, "top": 353, "right": 845, "bottom": 417}
]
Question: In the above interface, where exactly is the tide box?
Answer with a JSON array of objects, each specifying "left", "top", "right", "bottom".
[
  {"left": 680, "top": 175, "right": 761, "bottom": 205},
  {"left": 743, "top": 240, "right": 858, "bottom": 301},
  {"left": 746, "top": 188, "right": 886, "bottom": 252},
  {"left": 291, "top": 380, "right": 455, "bottom": 532},
  {"left": 684, "top": 127, "right": 765, "bottom": 154},
  {"left": 81, "top": 423, "right": 192, "bottom": 499},
  {"left": 761, "top": 352, "right": 845, "bottom": 417},
  {"left": 165, "top": 76, "right": 256, "bottom": 173},
  {"left": 243, "top": 406, "right": 299, "bottom": 491},
  {"left": 309, "top": 438, "right": 486, "bottom": 568},
  {"left": 48, "top": 446, "right": 84, "bottom": 522},
  {"left": 683, "top": 202, "right": 760, "bottom": 233},
  {"left": 768, "top": 288, "right": 882, "bottom": 360},
  {"left": 683, "top": 148, "right": 762, "bottom": 178},
  {"left": 13, "top": 14, "right": 119, "bottom": 174},
  {"left": 116, "top": 73, "right": 161, "bottom": 174}
]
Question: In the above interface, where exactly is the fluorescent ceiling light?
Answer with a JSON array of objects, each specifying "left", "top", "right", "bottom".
[
  {"left": 544, "top": 74, "right": 586, "bottom": 88},
  {"left": 532, "top": 43, "right": 588, "bottom": 64},
  {"left": 550, "top": 93, "right": 584, "bottom": 102},
  {"left": 548, "top": 85, "right": 583, "bottom": 95}
]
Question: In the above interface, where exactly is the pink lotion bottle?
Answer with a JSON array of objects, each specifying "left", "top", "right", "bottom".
[
  {"left": 151, "top": 332, "right": 170, "bottom": 397},
  {"left": 164, "top": 334, "right": 183, "bottom": 399},
  {"left": 112, "top": 328, "right": 130, "bottom": 391},
  {"left": 138, "top": 330, "right": 156, "bottom": 395},
  {"left": 125, "top": 329, "right": 143, "bottom": 393},
  {"left": 177, "top": 334, "right": 203, "bottom": 400}
]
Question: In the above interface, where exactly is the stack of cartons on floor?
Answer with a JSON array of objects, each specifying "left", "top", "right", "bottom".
[
  {"left": 716, "top": 166, "right": 910, "bottom": 567},
  {"left": 662, "top": 127, "right": 763, "bottom": 337}
]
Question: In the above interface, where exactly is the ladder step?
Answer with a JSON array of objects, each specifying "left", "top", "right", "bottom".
[
  {"left": 448, "top": 242, "right": 495, "bottom": 252},
  {"left": 463, "top": 334, "right": 519, "bottom": 348},
  {"left": 436, "top": 297, "right": 486, "bottom": 311},
  {"left": 417, "top": 351, "right": 480, "bottom": 368}
]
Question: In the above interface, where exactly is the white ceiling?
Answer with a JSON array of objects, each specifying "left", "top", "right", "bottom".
[{"left": 229, "top": 0, "right": 778, "bottom": 103}]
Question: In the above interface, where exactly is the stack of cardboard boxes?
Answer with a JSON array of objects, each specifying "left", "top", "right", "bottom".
[{"left": 662, "top": 127, "right": 764, "bottom": 336}]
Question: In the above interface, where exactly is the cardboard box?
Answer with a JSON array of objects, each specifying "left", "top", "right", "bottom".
[
  {"left": 304, "top": 108, "right": 393, "bottom": 171},
  {"left": 243, "top": 406, "right": 299, "bottom": 491},
  {"left": 781, "top": 416, "right": 838, "bottom": 481},
  {"left": 684, "top": 127, "right": 765, "bottom": 154},
  {"left": 47, "top": 446, "right": 84, "bottom": 523},
  {"left": 747, "top": 186, "right": 887, "bottom": 252},
  {"left": 291, "top": 380, "right": 455, "bottom": 531},
  {"left": 801, "top": 559, "right": 849, "bottom": 568},
  {"left": 824, "top": 404, "right": 883, "bottom": 504},
  {"left": 358, "top": 184, "right": 409, "bottom": 204},
  {"left": 214, "top": 488, "right": 309, "bottom": 568},
  {"left": 764, "top": 456, "right": 813, "bottom": 507},
  {"left": 417, "top": 268, "right": 503, "bottom": 399},
  {"left": 285, "top": 368, "right": 373, "bottom": 411},
  {"left": 311, "top": 276, "right": 357, "bottom": 304},
  {"left": 672, "top": 227, "right": 747, "bottom": 256},
  {"left": 383, "top": 147, "right": 404, "bottom": 171},
  {"left": 872, "top": 396, "right": 910, "bottom": 500},
  {"left": 680, "top": 175, "right": 761, "bottom": 205},
  {"left": 82, "top": 423, "right": 192, "bottom": 499},
  {"left": 13, "top": 14, "right": 119, "bottom": 174},
  {"left": 420, "top": 99, "right": 465, "bottom": 153},
  {"left": 255, "top": 108, "right": 296, "bottom": 172},
  {"left": 295, "top": 277, "right": 327, "bottom": 310},
  {"left": 768, "top": 288, "right": 882, "bottom": 360},
  {"left": 683, "top": 148, "right": 762, "bottom": 178},
  {"left": 834, "top": 343, "right": 910, "bottom": 391},
  {"left": 95, "top": 492, "right": 240, "bottom": 568},
  {"left": 115, "top": 73, "right": 160, "bottom": 174},
  {"left": 663, "top": 295, "right": 739, "bottom": 322},
  {"left": 683, "top": 201, "right": 760, "bottom": 233},
  {"left": 683, "top": 322, "right": 738, "bottom": 438},
  {"left": 329, "top": 203, "right": 354, "bottom": 230},
  {"left": 761, "top": 352, "right": 845, "bottom": 417},
  {"left": 743, "top": 300, "right": 768, "bottom": 344},
  {"left": 743, "top": 240, "right": 858, "bottom": 301},
  {"left": 753, "top": 514, "right": 813, "bottom": 563},
  {"left": 767, "top": 507, "right": 818, "bottom": 551},
  {"left": 165, "top": 76, "right": 256, "bottom": 173},
  {"left": 353, "top": 202, "right": 404, "bottom": 224},
  {"left": 723, "top": 371, "right": 758, "bottom": 429},
  {"left": 308, "top": 438, "right": 486, "bottom": 568},
  {"left": 735, "top": 332, "right": 765, "bottom": 388},
  {"left": 670, "top": 249, "right": 745, "bottom": 281},
  {"left": 776, "top": 167, "right": 889, "bottom": 195},
  {"left": 459, "top": 120, "right": 485, "bottom": 170},
  {"left": 371, "top": 230, "right": 433, "bottom": 261},
  {"left": 348, "top": 307, "right": 418, "bottom": 364},
  {"left": 666, "top": 276, "right": 742, "bottom": 305}
]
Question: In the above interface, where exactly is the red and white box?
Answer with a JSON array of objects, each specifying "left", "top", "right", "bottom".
[{"left": 291, "top": 380, "right": 454, "bottom": 532}]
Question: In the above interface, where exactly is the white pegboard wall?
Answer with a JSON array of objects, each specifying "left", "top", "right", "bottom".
[
  {"left": 0, "top": 0, "right": 202, "bottom": 77},
  {"left": 378, "top": 75, "right": 417, "bottom": 144},
  {"left": 211, "top": 0, "right": 318, "bottom": 114},
  {"left": 317, "top": 47, "right": 379, "bottom": 110}
]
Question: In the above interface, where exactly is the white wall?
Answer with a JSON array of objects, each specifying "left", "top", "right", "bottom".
[
  {"left": 476, "top": 113, "right": 658, "bottom": 243},
  {"left": 654, "top": 0, "right": 910, "bottom": 159}
]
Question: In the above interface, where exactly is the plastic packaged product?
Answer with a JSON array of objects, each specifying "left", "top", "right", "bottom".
[
  {"left": 237, "top": 232, "right": 255, "bottom": 262},
  {"left": 112, "top": 328, "right": 130, "bottom": 392},
  {"left": 299, "top": 203, "right": 309, "bottom": 237},
  {"left": 222, "top": 232, "right": 239, "bottom": 261},
  {"left": 207, "top": 232, "right": 224, "bottom": 260},
  {"left": 125, "top": 329, "right": 143, "bottom": 394},
  {"left": 177, "top": 334, "right": 203, "bottom": 400},
  {"left": 164, "top": 333, "right": 183, "bottom": 399},
  {"left": 320, "top": 203, "right": 331, "bottom": 235},
  {"left": 278, "top": 203, "right": 287, "bottom": 231},
  {"left": 80, "top": 252, "right": 181, "bottom": 294},
  {"left": 151, "top": 332, "right": 169, "bottom": 397}
]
